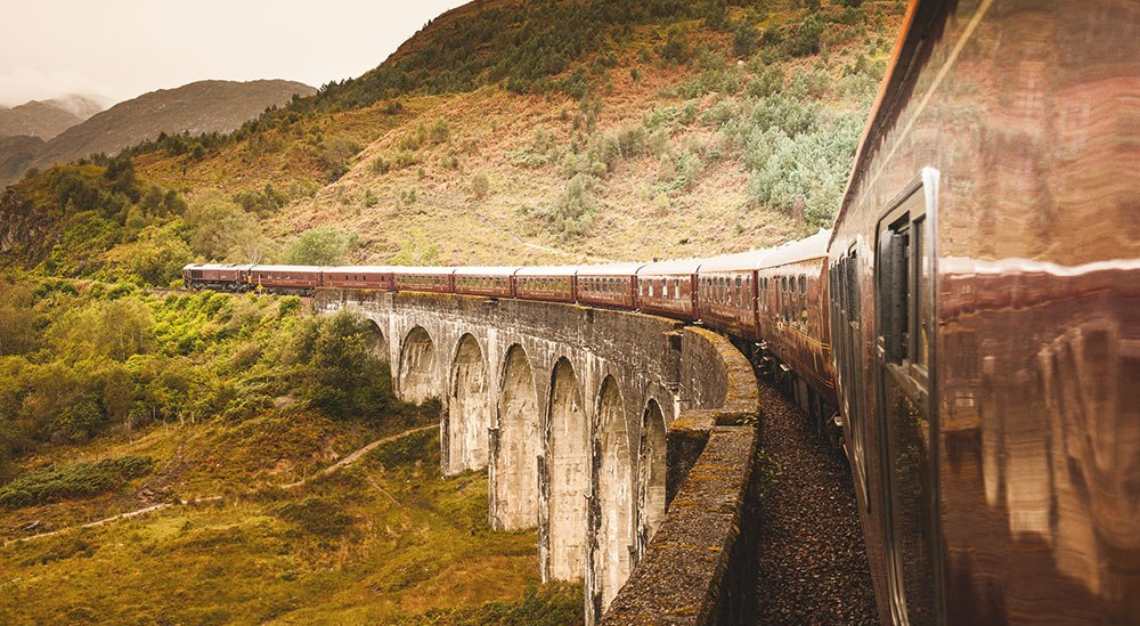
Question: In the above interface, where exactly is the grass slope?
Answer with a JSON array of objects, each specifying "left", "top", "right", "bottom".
[
  {"left": 130, "top": 1, "right": 903, "bottom": 266},
  {"left": 0, "top": 420, "right": 579, "bottom": 625}
]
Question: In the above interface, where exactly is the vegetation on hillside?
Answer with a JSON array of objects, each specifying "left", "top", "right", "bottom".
[
  {"left": 0, "top": 272, "right": 401, "bottom": 481},
  {"left": 0, "top": 425, "right": 580, "bottom": 625}
]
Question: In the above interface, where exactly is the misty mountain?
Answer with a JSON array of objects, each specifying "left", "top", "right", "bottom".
[
  {"left": 0, "top": 80, "right": 315, "bottom": 188},
  {"left": 0, "top": 95, "right": 104, "bottom": 140}
]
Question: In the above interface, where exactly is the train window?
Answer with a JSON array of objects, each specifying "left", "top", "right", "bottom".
[{"left": 874, "top": 172, "right": 939, "bottom": 626}]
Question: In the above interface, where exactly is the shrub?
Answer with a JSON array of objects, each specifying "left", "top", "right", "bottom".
[
  {"left": 371, "top": 157, "right": 391, "bottom": 175},
  {"left": 184, "top": 197, "right": 261, "bottom": 260},
  {"left": 471, "top": 174, "right": 490, "bottom": 199},
  {"left": 747, "top": 65, "right": 785, "bottom": 98},
  {"left": 785, "top": 16, "right": 824, "bottom": 57},
  {"left": 733, "top": 21, "right": 760, "bottom": 57},
  {"left": 659, "top": 27, "right": 690, "bottom": 65},
  {"left": 0, "top": 456, "right": 154, "bottom": 508},
  {"left": 525, "top": 173, "right": 599, "bottom": 240},
  {"left": 273, "top": 496, "right": 355, "bottom": 538},
  {"left": 291, "top": 310, "right": 394, "bottom": 421},
  {"left": 232, "top": 184, "right": 286, "bottom": 216},
  {"left": 284, "top": 228, "right": 358, "bottom": 266}
]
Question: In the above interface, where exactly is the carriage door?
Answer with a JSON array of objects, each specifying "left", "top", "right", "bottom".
[{"left": 874, "top": 171, "right": 940, "bottom": 626}]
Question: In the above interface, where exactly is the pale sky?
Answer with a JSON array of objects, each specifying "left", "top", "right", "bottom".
[{"left": 0, "top": 0, "right": 469, "bottom": 107}]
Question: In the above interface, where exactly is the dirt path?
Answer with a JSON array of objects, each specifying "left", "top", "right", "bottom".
[
  {"left": 751, "top": 380, "right": 879, "bottom": 625},
  {"left": 279, "top": 423, "right": 437, "bottom": 489},
  {"left": 4, "top": 424, "right": 437, "bottom": 546}
]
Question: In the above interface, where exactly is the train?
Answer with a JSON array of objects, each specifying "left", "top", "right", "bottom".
[
  {"left": 182, "top": 228, "right": 839, "bottom": 435},
  {"left": 184, "top": 1, "right": 1139, "bottom": 624}
]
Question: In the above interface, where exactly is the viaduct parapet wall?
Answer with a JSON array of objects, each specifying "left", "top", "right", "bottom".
[{"left": 314, "top": 290, "right": 760, "bottom": 624}]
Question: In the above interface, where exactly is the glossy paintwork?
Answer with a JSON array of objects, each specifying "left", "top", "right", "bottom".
[
  {"left": 829, "top": 1, "right": 1140, "bottom": 623},
  {"left": 758, "top": 257, "right": 835, "bottom": 403}
]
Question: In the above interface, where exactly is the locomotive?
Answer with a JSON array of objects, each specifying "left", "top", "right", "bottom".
[{"left": 184, "top": 0, "right": 1140, "bottom": 623}]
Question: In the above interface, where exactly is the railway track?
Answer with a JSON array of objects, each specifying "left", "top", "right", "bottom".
[{"left": 750, "top": 379, "right": 878, "bottom": 625}]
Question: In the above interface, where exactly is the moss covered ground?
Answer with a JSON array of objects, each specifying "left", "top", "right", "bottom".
[{"left": 0, "top": 418, "right": 580, "bottom": 625}]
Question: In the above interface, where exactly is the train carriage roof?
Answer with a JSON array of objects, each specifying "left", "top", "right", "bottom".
[
  {"left": 183, "top": 263, "right": 255, "bottom": 271},
  {"left": 391, "top": 266, "right": 457, "bottom": 276},
  {"left": 754, "top": 229, "right": 830, "bottom": 269},
  {"left": 574, "top": 262, "right": 645, "bottom": 277},
  {"left": 325, "top": 265, "right": 398, "bottom": 273},
  {"left": 249, "top": 265, "right": 323, "bottom": 273},
  {"left": 697, "top": 250, "right": 770, "bottom": 274},
  {"left": 637, "top": 258, "right": 706, "bottom": 276},
  {"left": 514, "top": 265, "right": 578, "bottom": 277},
  {"left": 452, "top": 266, "right": 521, "bottom": 277}
]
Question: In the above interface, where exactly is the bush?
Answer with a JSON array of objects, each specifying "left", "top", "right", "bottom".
[
  {"left": 523, "top": 173, "right": 599, "bottom": 240},
  {"left": 471, "top": 174, "right": 490, "bottom": 199},
  {"left": 747, "top": 65, "right": 785, "bottom": 98},
  {"left": 184, "top": 197, "right": 261, "bottom": 260},
  {"left": 785, "top": 16, "right": 824, "bottom": 57},
  {"left": 290, "top": 310, "right": 394, "bottom": 421},
  {"left": 232, "top": 184, "right": 286, "bottom": 217},
  {"left": 284, "top": 228, "right": 358, "bottom": 266},
  {"left": 0, "top": 456, "right": 154, "bottom": 508},
  {"left": 659, "top": 27, "right": 690, "bottom": 65},
  {"left": 273, "top": 496, "right": 355, "bottom": 538},
  {"left": 733, "top": 21, "right": 760, "bottom": 57}
]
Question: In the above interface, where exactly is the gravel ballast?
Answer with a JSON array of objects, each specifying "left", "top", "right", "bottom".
[{"left": 750, "top": 380, "right": 879, "bottom": 625}]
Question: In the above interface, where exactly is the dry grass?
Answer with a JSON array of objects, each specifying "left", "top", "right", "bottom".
[{"left": 0, "top": 418, "right": 577, "bottom": 625}]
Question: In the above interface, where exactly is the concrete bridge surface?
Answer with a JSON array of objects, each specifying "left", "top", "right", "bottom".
[{"left": 315, "top": 289, "right": 760, "bottom": 625}]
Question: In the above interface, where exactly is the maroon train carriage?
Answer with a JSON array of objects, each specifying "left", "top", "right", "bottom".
[
  {"left": 322, "top": 266, "right": 396, "bottom": 291},
  {"left": 453, "top": 266, "right": 518, "bottom": 299},
  {"left": 754, "top": 230, "right": 834, "bottom": 407},
  {"left": 514, "top": 266, "right": 576, "bottom": 303},
  {"left": 249, "top": 265, "right": 323, "bottom": 293},
  {"left": 182, "top": 264, "right": 252, "bottom": 291},
  {"left": 695, "top": 250, "right": 763, "bottom": 340},
  {"left": 635, "top": 258, "right": 703, "bottom": 321},
  {"left": 824, "top": 0, "right": 1140, "bottom": 622},
  {"left": 392, "top": 267, "right": 455, "bottom": 294},
  {"left": 575, "top": 263, "right": 642, "bottom": 310}
]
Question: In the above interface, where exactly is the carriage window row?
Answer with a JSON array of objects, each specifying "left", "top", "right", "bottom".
[
  {"left": 582, "top": 277, "right": 628, "bottom": 293},
  {"left": 700, "top": 275, "right": 751, "bottom": 309},
  {"left": 639, "top": 278, "right": 688, "bottom": 300},
  {"left": 762, "top": 273, "right": 807, "bottom": 324},
  {"left": 520, "top": 277, "right": 571, "bottom": 292},
  {"left": 457, "top": 276, "right": 506, "bottom": 289}
]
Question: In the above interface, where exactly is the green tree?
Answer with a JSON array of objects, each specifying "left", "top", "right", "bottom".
[
  {"left": 284, "top": 228, "right": 358, "bottom": 266},
  {"left": 184, "top": 196, "right": 260, "bottom": 260},
  {"left": 296, "top": 311, "right": 392, "bottom": 421},
  {"left": 48, "top": 299, "right": 154, "bottom": 362},
  {"left": 0, "top": 282, "right": 38, "bottom": 356}
]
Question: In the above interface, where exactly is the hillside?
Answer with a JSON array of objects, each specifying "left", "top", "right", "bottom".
[
  {"left": 0, "top": 136, "right": 44, "bottom": 184},
  {"left": 2, "top": 1, "right": 901, "bottom": 274},
  {"left": 0, "top": 81, "right": 316, "bottom": 188},
  {"left": 0, "top": 276, "right": 580, "bottom": 624},
  {"left": 0, "top": 3, "right": 903, "bottom": 622},
  {"left": 135, "top": 0, "right": 903, "bottom": 265},
  {"left": 0, "top": 96, "right": 104, "bottom": 141}
]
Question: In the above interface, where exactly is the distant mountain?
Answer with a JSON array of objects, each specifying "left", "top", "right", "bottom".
[
  {"left": 0, "top": 80, "right": 315, "bottom": 187},
  {"left": 0, "top": 95, "right": 104, "bottom": 140},
  {"left": 0, "top": 135, "right": 44, "bottom": 184}
]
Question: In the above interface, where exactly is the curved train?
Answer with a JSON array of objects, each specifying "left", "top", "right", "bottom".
[
  {"left": 182, "top": 228, "right": 839, "bottom": 434},
  {"left": 184, "top": 1, "right": 1139, "bottom": 624}
]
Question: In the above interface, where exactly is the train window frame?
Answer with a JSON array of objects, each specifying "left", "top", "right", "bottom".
[{"left": 872, "top": 167, "right": 943, "bottom": 626}]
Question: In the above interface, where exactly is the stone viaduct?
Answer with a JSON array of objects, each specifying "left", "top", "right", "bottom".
[{"left": 314, "top": 289, "right": 761, "bottom": 625}]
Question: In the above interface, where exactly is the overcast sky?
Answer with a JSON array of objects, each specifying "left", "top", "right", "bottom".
[{"left": 0, "top": 0, "right": 469, "bottom": 107}]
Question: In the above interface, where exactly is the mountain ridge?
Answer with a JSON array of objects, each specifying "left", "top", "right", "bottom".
[
  {"left": 0, "top": 96, "right": 104, "bottom": 141},
  {"left": 0, "top": 80, "right": 316, "bottom": 188}
]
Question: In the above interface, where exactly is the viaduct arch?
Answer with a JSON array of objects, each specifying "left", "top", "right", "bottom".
[{"left": 316, "top": 290, "right": 759, "bottom": 625}]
